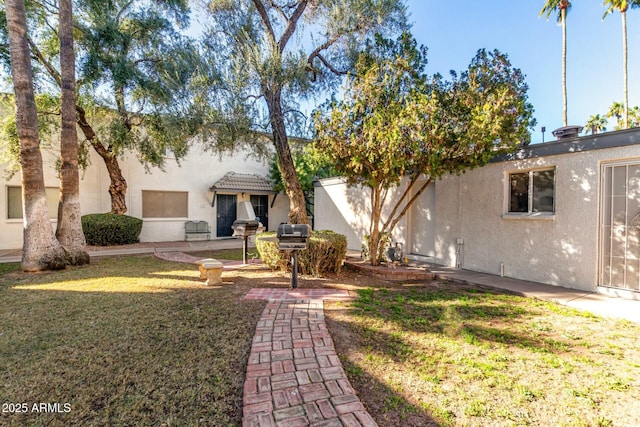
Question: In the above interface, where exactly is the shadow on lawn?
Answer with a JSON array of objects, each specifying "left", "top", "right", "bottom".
[
  {"left": 325, "top": 309, "right": 442, "bottom": 427},
  {"left": 324, "top": 285, "right": 585, "bottom": 426},
  {"left": 349, "top": 287, "right": 570, "bottom": 355}
]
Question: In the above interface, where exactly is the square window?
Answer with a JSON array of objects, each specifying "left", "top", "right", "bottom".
[{"left": 508, "top": 168, "right": 555, "bottom": 214}]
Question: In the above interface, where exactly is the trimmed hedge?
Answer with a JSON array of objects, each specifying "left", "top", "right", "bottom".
[
  {"left": 81, "top": 213, "right": 143, "bottom": 246},
  {"left": 255, "top": 230, "right": 347, "bottom": 277}
]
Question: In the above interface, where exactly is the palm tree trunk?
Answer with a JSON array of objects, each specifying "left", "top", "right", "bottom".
[
  {"left": 561, "top": 7, "right": 568, "bottom": 127},
  {"left": 6, "top": 0, "right": 66, "bottom": 271},
  {"left": 622, "top": 10, "right": 628, "bottom": 129},
  {"left": 265, "top": 85, "right": 308, "bottom": 225},
  {"left": 57, "top": 0, "right": 90, "bottom": 265}
]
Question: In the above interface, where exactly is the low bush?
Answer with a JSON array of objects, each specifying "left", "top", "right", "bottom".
[
  {"left": 255, "top": 230, "right": 347, "bottom": 276},
  {"left": 81, "top": 213, "right": 143, "bottom": 246}
]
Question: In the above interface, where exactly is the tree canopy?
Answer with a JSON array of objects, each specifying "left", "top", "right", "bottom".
[
  {"left": 314, "top": 32, "right": 536, "bottom": 265},
  {"left": 0, "top": 0, "right": 207, "bottom": 214},
  {"left": 201, "top": 0, "right": 408, "bottom": 224}
]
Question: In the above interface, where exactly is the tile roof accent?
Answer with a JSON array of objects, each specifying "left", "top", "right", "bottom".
[{"left": 209, "top": 172, "right": 276, "bottom": 193}]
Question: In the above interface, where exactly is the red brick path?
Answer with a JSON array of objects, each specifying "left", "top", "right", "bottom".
[{"left": 242, "top": 298, "right": 377, "bottom": 427}]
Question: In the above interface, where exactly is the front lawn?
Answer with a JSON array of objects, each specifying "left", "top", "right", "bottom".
[
  {"left": 325, "top": 284, "right": 640, "bottom": 427},
  {"left": 3, "top": 254, "right": 639, "bottom": 427},
  {"left": 0, "top": 254, "right": 266, "bottom": 426}
]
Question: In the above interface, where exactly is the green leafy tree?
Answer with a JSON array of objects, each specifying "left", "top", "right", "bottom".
[
  {"left": 5, "top": 0, "right": 65, "bottom": 271},
  {"left": 202, "top": 0, "right": 407, "bottom": 224},
  {"left": 608, "top": 101, "right": 625, "bottom": 129},
  {"left": 269, "top": 142, "right": 336, "bottom": 216},
  {"left": 584, "top": 114, "right": 608, "bottom": 135},
  {"left": 314, "top": 32, "right": 535, "bottom": 265},
  {"left": 1, "top": 0, "right": 204, "bottom": 214},
  {"left": 540, "top": 0, "right": 572, "bottom": 126},
  {"left": 629, "top": 106, "right": 640, "bottom": 127}
]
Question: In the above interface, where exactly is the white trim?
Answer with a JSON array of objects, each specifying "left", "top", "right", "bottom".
[
  {"left": 504, "top": 166, "right": 556, "bottom": 215},
  {"left": 598, "top": 159, "right": 640, "bottom": 292},
  {"left": 142, "top": 218, "right": 189, "bottom": 222},
  {"left": 598, "top": 286, "right": 640, "bottom": 300},
  {"left": 502, "top": 213, "right": 555, "bottom": 221}
]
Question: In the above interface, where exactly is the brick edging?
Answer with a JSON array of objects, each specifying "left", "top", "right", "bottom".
[{"left": 344, "top": 259, "right": 434, "bottom": 281}]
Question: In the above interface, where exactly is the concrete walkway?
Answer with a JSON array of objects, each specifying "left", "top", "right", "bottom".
[
  {"left": 0, "top": 238, "right": 243, "bottom": 264},
  {"left": 429, "top": 265, "right": 640, "bottom": 324},
  {"left": 241, "top": 296, "right": 377, "bottom": 427}
]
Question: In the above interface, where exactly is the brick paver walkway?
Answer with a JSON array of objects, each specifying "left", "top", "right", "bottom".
[{"left": 242, "top": 298, "right": 377, "bottom": 427}]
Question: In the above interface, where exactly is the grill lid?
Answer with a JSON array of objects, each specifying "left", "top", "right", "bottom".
[{"left": 277, "top": 223, "right": 311, "bottom": 239}]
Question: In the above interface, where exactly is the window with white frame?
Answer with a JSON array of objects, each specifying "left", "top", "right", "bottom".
[
  {"left": 142, "top": 190, "right": 188, "bottom": 218},
  {"left": 7, "top": 186, "right": 59, "bottom": 219},
  {"left": 508, "top": 168, "right": 555, "bottom": 214}
]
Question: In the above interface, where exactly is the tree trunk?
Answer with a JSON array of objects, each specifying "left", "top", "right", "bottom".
[
  {"left": 622, "top": 10, "right": 628, "bottom": 129},
  {"left": 561, "top": 8, "right": 567, "bottom": 127},
  {"left": 91, "top": 141, "right": 128, "bottom": 215},
  {"left": 76, "top": 106, "right": 128, "bottom": 214},
  {"left": 560, "top": 9, "right": 568, "bottom": 126},
  {"left": 368, "top": 185, "right": 383, "bottom": 267},
  {"left": 6, "top": 0, "right": 66, "bottom": 272},
  {"left": 56, "top": 0, "right": 90, "bottom": 265},
  {"left": 265, "top": 86, "right": 308, "bottom": 224}
]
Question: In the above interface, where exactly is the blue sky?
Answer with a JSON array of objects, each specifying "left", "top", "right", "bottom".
[
  {"left": 407, "top": 0, "right": 637, "bottom": 143},
  {"left": 74, "top": 0, "right": 633, "bottom": 145}
]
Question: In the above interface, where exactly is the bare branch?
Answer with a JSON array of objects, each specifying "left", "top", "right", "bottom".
[
  {"left": 133, "top": 58, "right": 162, "bottom": 66},
  {"left": 279, "top": 0, "right": 308, "bottom": 53},
  {"left": 380, "top": 176, "right": 417, "bottom": 233},
  {"left": 38, "top": 109, "right": 61, "bottom": 116},
  {"left": 116, "top": 0, "right": 135, "bottom": 23},
  {"left": 386, "top": 177, "right": 432, "bottom": 234},
  {"left": 29, "top": 0, "right": 58, "bottom": 16},
  {"left": 251, "top": 0, "right": 277, "bottom": 44},
  {"left": 27, "top": 35, "right": 62, "bottom": 87},
  {"left": 266, "top": 1, "right": 288, "bottom": 21},
  {"left": 309, "top": 52, "right": 349, "bottom": 77}
]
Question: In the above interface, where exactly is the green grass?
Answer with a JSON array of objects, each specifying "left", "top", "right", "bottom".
[
  {"left": 0, "top": 254, "right": 266, "bottom": 426},
  {"left": 0, "top": 262, "right": 20, "bottom": 275},
  {"left": 325, "top": 285, "right": 640, "bottom": 427}
]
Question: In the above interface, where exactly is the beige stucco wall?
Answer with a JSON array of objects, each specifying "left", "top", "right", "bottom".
[
  {"left": 1, "top": 144, "right": 288, "bottom": 250},
  {"left": 313, "top": 177, "right": 408, "bottom": 251},
  {"left": 434, "top": 146, "right": 640, "bottom": 291},
  {"left": 314, "top": 143, "right": 640, "bottom": 292}
]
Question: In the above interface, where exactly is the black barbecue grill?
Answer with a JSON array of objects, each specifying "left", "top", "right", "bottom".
[
  {"left": 277, "top": 223, "right": 311, "bottom": 288},
  {"left": 276, "top": 224, "right": 311, "bottom": 250},
  {"left": 232, "top": 219, "right": 261, "bottom": 264},
  {"left": 232, "top": 219, "right": 260, "bottom": 237}
]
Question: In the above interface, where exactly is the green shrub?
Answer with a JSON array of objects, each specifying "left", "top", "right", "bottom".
[
  {"left": 81, "top": 213, "right": 143, "bottom": 246},
  {"left": 255, "top": 230, "right": 347, "bottom": 276}
]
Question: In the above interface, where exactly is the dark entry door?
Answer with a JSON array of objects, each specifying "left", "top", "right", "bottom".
[
  {"left": 250, "top": 195, "right": 269, "bottom": 229},
  {"left": 216, "top": 194, "right": 237, "bottom": 237}
]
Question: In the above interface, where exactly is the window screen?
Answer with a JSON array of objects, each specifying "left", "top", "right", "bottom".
[
  {"left": 7, "top": 186, "right": 58, "bottom": 219},
  {"left": 142, "top": 190, "right": 188, "bottom": 218}
]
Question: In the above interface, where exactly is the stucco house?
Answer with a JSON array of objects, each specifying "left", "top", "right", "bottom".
[
  {"left": 314, "top": 127, "right": 640, "bottom": 299},
  {"left": 1, "top": 144, "right": 290, "bottom": 250}
]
